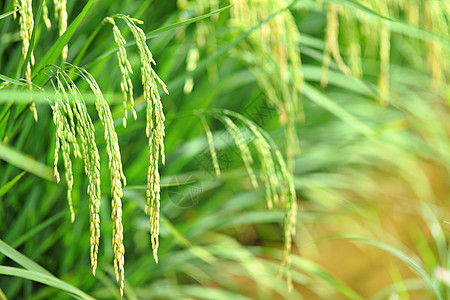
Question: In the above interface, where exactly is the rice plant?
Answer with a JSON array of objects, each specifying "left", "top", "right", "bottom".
[{"left": 0, "top": 0, "right": 449, "bottom": 299}]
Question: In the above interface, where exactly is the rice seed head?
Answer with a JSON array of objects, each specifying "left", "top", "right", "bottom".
[
  {"left": 42, "top": 0, "right": 52, "bottom": 29},
  {"left": 15, "top": 0, "right": 38, "bottom": 121},
  {"left": 230, "top": 0, "right": 303, "bottom": 170},
  {"left": 57, "top": 69, "right": 102, "bottom": 274},
  {"left": 201, "top": 115, "right": 221, "bottom": 176},
  {"left": 52, "top": 80, "right": 76, "bottom": 223},
  {"left": 116, "top": 15, "right": 168, "bottom": 264},
  {"left": 218, "top": 110, "right": 297, "bottom": 291},
  {"left": 221, "top": 116, "right": 258, "bottom": 188},
  {"left": 105, "top": 17, "right": 136, "bottom": 128},
  {"left": 321, "top": 4, "right": 351, "bottom": 88},
  {"left": 378, "top": 20, "right": 390, "bottom": 106},
  {"left": 54, "top": 0, "right": 68, "bottom": 60},
  {"left": 74, "top": 65, "right": 126, "bottom": 296}
]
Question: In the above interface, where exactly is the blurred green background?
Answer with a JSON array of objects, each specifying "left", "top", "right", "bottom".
[{"left": 0, "top": 0, "right": 449, "bottom": 299}]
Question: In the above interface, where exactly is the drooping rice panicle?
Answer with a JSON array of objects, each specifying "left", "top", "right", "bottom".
[
  {"left": 14, "top": 0, "right": 37, "bottom": 121},
  {"left": 74, "top": 65, "right": 127, "bottom": 296},
  {"left": 42, "top": 0, "right": 51, "bottom": 29},
  {"left": 54, "top": 0, "right": 68, "bottom": 60},
  {"left": 56, "top": 69, "right": 102, "bottom": 275},
  {"left": 104, "top": 17, "right": 136, "bottom": 128},
  {"left": 230, "top": 0, "right": 303, "bottom": 172},
  {"left": 116, "top": 15, "right": 168, "bottom": 264},
  {"left": 220, "top": 115, "right": 258, "bottom": 188},
  {"left": 378, "top": 20, "right": 390, "bottom": 105},
  {"left": 213, "top": 109, "right": 297, "bottom": 291},
  {"left": 321, "top": 3, "right": 351, "bottom": 88},
  {"left": 200, "top": 115, "right": 221, "bottom": 176}
]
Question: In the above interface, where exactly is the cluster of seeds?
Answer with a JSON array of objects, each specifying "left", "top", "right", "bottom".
[
  {"left": 50, "top": 68, "right": 102, "bottom": 277},
  {"left": 14, "top": 0, "right": 37, "bottom": 121},
  {"left": 177, "top": 0, "right": 219, "bottom": 94},
  {"left": 230, "top": 0, "right": 303, "bottom": 172},
  {"left": 105, "top": 15, "right": 168, "bottom": 267},
  {"left": 74, "top": 65, "right": 127, "bottom": 296},
  {"left": 319, "top": 0, "right": 449, "bottom": 103},
  {"left": 54, "top": 0, "right": 68, "bottom": 60},
  {"left": 104, "top": 17, "right": 136, "bottom": 128},
  {"left": 205, "top": 109, "right": 298, "bottom": 291}
]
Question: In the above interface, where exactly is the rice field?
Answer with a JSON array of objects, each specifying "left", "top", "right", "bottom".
[{"left": 0, "top": 0, "right": 449, "bottom": 299}]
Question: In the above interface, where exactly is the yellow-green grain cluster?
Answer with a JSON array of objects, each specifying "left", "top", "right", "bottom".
[
  {"left": 208, "top": 109, "right": 298, "bottom": 291},
  {"left": 75, "top": 66, "right": 127, "bottom": 296},
  {"left": 14, "top": 0, "right": 37, "bottom": 121},
  {"left": 105, "top": 17, "right": 137, "bottom": 128},
  {"left": 230, "top": 0, "right": 303, "bottom": 172},
  {"left": 178, "top": 0, "right": 219, "bottom": 94},
  {"left": 51, "top": 68, "right": 102, "bottom": 278},
  {"left": 200, "top": 115, "right": 221, "bottom": 176},
  {"left": 54, "top": 0, "right": 68, "bottom": 60},
  {"left": 321, "top": 4, "right": 351, "bottom": 87},
  {"left": 108, "top": 15, "right": 169, "bottom": 265},
  {"left": 42, "top": 0, "right": 52, "bottom": 29},
  {"left": 320, "top": 0, "right": 450, "bottom": 102}
]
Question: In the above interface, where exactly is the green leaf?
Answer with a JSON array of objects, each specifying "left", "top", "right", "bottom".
[
  {"left": 0, "top": 144, "right": 55, "bottom": 182},
  {"left": 0, "top": 171, "right": 25, "bottom": 197},
  {"left": 0, "top": 239, "right": 50, "bottom": 275},
  {"left": 0, "top": 9, "right": 19, "bottom": 20},
  {"left": 0, "top": 266, "right": 95, "bottom": 300},
  {"left": 0, "top": 74, "right": 29, "bottom": 87},
  {"left": 147, "top": 5, "right": 232, "bottom": 37},
  {"left": 302, "top": 82, "right": 375, "bottom": 137},
  {"left": 32, "top": 0, "right": 96, "bottom": 84}
]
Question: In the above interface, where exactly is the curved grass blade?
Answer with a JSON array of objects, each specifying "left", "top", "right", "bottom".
[
  {"left": 0, "top": 144, "right": 55, "bottom": 182},
  {"left": 32, "top": 0, "right": 96, "bottom": 84},
  {"left": 0, "top": 74, "right": 29, "bottom": 87},
  {"left": 0, "top": 9, "right": 19, "bottom": 20},
  {"left": 0, "top": 239, "right": 50, "bottom": 275},
  {"left": 302, "top": 82, "right": 374, "bottom": 137},
  {"left": 0, "top": 171, "right": 25, "bottom": 197},
  {"left": 0, "top": 266, "right": 95, "bottom": 300}
]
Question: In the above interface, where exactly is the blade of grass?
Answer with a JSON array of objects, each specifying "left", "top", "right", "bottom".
[
  {"left": 32, "top": 0, "right": 96, "bottom": 84},
  {"left": 0, "top": 9, "right": 19, "bottom": 20},
  {"left": 0, "top": 171, "right": 26, "bottom": 197},
  {"left": 0, "top": 144, "right": 54, "bottom": 182},
  {"left": 302, "top": 82, "right": 375, "bottom": 137},
  {"left": 0, "top": 239, "right": 50, "bottom": 275},
  {"left": 0, "top": 74, "right": 29, "bottom": 87},
  {"left": 0, "top": 266, "right": 95, "bottom": 300}
]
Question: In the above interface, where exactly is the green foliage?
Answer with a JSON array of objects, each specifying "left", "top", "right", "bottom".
[{"left": 0, "top": 0, "right": 449, "bottom": 299}]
